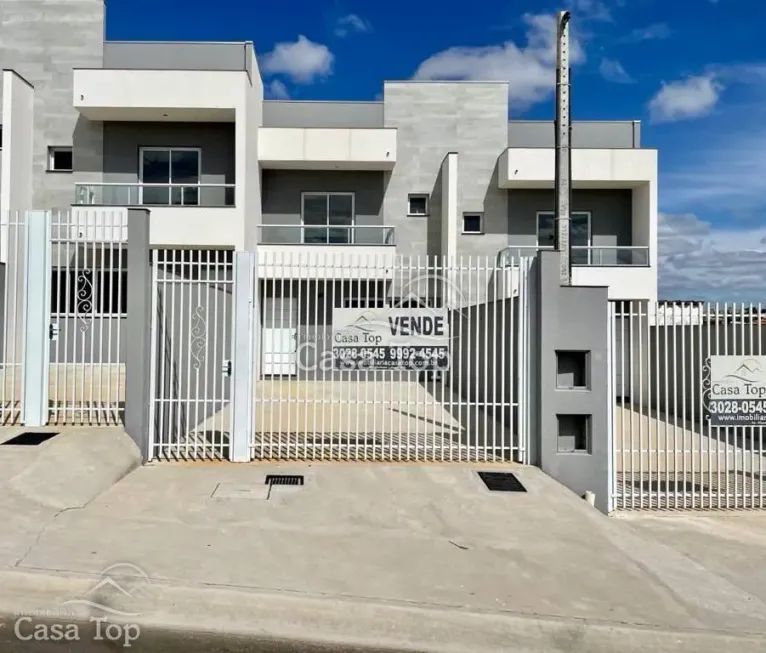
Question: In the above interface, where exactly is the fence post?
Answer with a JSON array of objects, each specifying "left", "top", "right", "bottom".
[
  {"left": 21, "top": 210, "right": 51, "bottom": 426},
  {"left": 230, "top": 251, "right": 255, "bottom": 462},
  {"left": 124, "top": 208, "right": 151, "bottom": 459}
]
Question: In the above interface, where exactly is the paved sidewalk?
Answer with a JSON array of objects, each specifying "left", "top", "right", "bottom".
[{"left": 1, "top": 438, "right": 765, "bottom": 652}]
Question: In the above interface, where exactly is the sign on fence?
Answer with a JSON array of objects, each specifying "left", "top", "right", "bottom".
[
  {"left": 332, "top": 307, "right": 450, "bottom": 371},
  {"left": 707, "top": 355, "right": 766, "bottom": 426}
]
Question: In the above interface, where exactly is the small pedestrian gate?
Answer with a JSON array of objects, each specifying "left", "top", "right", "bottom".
[
  {"left": 610, "top": 300, "right": 766, "bottom": 510},
  {"left": 149, "top": 251, "right": 534, "bottom": 463}
]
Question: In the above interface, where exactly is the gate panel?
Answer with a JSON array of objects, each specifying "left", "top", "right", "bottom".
[
  {"left": 149, "top": 249, "right": 233, "bottom": 460},
  {"left": 251, "top": 252, "right": 532, "bottom": 462},
  {"left": 0, "top": 212, "right": 26, "bottom": 425},
  {"left": 610, "top": 300, "right": 766, "bottom": 510},
  {"left": 48, "top": 210, "right": 128, "bottom": 425}
]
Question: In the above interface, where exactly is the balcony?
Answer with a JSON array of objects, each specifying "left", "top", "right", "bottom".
[
  {"left": 75, "top": 183, "right": 235, "bottom": 207},
  {"left": 257, "top": 224, "right": 396, "bottom": 280},
  {"left": 258, "top": 224, "right": 395, "bottom": 246},
  {"left": 497, "top": 246, "right": 650, "bottom": 267}
]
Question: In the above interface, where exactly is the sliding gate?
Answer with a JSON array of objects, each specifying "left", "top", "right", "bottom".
[{"left": 250, "top": 253, "right": 534, "bottom": 462}]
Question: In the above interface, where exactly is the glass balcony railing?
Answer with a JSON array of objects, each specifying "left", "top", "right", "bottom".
[
  {"left": 497, "top": 245, "right": 650, "bottom": 267},
  {"left": 258, "top": 224, "right": 396, "bottom": 246},
  {"left": 74, "top": 183, "right": 236, "bottom": 207}
]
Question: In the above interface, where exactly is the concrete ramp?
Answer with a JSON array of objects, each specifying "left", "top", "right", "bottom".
[{"left": 3, "top": 428, "right": 140, "bottom": 510}]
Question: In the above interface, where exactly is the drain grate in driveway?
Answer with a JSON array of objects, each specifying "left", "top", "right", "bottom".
[
  {"left": 477, "top": 471, "right": 527, "bottom": 493},
  {"left": 265, "top": 474, "right": 304, "bottom": 487},
  {"left": 2, "top": 432, "right": 59, "bottom": 446}
]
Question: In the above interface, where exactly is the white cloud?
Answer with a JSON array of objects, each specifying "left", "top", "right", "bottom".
[
  {"left": 648, "top": 74, "right": 722, "bottom": 122},
  {"left": 265, "top": 79, "right": 290, "bottom": 100},
  {"left": 599, "top": 58, "right": 632, "bottom": 83},
  {"left": 659, "top": 212, "right": 766, "bottom": 300},
  {"left": 412, "top": 13, "right": 585, "bottom": 111},
  {"left": 335, "top": 14, "right": 370, "bottom": 38},
  {"left": 568, "top": 0, "right": 613, "bottom": 21},
  {"left": 620, "top": 22, "right": 671, "bottom": 43},
  {"left": 260, "top": 35, "right": 334, "bottom": 84}
]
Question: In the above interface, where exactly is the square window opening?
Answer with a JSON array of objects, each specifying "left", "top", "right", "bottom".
[
  {"left": 462, "top": 213, "right": 483, "bottom": 234},
  {"left": 557, "top": 414, "right": 591, "bottom": 454},
  {"left": 48, "top": 146, "right": 73, "bottom": 172},
  {"left": 556, "top": 351, "right": 589, "bottom": 389},
  {"left": 408, "top": 194, "right": 429, "bottom": 216}
]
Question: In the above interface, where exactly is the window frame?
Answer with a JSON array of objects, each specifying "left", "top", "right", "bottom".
[
  {"left": 536, "top": 210, "right": 592, "bottom": 263},
  {"left": 300, "top": 191, "right": 356, "bottom": 244},
  {"left": 47, "top": 146, "right": 74, "bottom": 173},
  {"left": 461, "top": 212, "right": 484, "bottom": 235},
  {"left": 407, "top": 194, "right": 430, "bottom": 217},
  {"left": 138, "top": 146, "right": 202, "bottom": 206}
]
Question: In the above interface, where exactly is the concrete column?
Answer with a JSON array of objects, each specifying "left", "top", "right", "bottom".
[
  {"left": 21, "top": 210, "right": 51, "bottom": 426},
  {"left": 230, "top": 251, "right": 256, "bottom": 462},
  {"left": 535, "top": 250, "right": 610, "bottom": 513},
  {"left": 124, "top": 208, "right": 151, "bottom": 460}
]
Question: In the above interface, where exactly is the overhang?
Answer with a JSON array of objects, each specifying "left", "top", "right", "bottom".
[
  {"left": 258, "top": 127, "right": 397, "bottom": 170},
  {"left": 498, "top": 148, "right": 657, "bottom": 189}
]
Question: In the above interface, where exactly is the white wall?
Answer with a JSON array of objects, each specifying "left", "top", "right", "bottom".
[
  {"left": 573, "top": 266, "right": 657, "bottom": 301},
  {"left": 1, "top": 70, "right": 35, "bottom": 262},
  {"left": 257, "top": 245, "right": 396, "bottom": 279},
  {"left": 441, "top": 152, "right": 458, "bottom": 259},
  {"left": 244, "top": 47, "right": 263, "bottom": 250}
]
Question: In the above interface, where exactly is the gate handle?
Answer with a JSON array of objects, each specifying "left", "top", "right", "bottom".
[{"left": 222, "top": 360, "right": 232, "bottom": 377}]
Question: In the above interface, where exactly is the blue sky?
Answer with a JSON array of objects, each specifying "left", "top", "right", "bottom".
[{"left": 106, "top": 0, "right": 766, "bottom": 301}]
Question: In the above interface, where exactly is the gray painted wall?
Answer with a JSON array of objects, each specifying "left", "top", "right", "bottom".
[
  {"left": 535, "top": 251, "right": 611, "bottom": 513},
  {"left": 0, "top": 0, "right": 105, "bottom": 210},
  {"left": 508, "top": 189, "right": 633, "bottom": 247},
  {"left": 104, "top": 41, "right": 252, "bottom": 73},
  {"left": 508, "top": 121, "right": 640, "bottom": 149},
  {"left": 260, "top": 170, "right": 385, "bottom": 244},
  {"left": 102, "top": 122, "right": 235, "bottom": 207},
  {"left": 383, "top": 82, "right": 510, "bottom": 259},
  {"left": 262, "top": 101, "right": 384, "bottom": 128}
]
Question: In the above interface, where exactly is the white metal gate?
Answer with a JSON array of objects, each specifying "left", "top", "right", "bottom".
[
  {"left": 148, "top": 249, "right": 234, "bottom": 460},
  {"left": 250, "top": 253, "right": 533, "bottom": 462},
  {"left": 610, "top": 300, "right": 766, "bottom": 510}
]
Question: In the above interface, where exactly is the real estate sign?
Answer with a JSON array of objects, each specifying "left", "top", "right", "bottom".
[
  {"left": 707, "top": 355, "right": 766, "bottom": 426},
  {"left": 332, "top": 306, "right": 450, "bottom": 371}
]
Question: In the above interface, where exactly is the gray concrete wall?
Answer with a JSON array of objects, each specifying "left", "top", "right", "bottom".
[
  {"left": 507, "top": 189, "right": 633, "bottom": 248},
  {"left": 262, "top": 101, "right": 384, "bottom": 128},
  {"left": 508, "top": 121, "right": 640, "bottom": 149},
  {"left": 260, "top": 170, "right": 385, "bottom": 244},
  {"left": 0, "top": 0, "right": 105, "bottom": 210},
  {"left": 535, "top": 251, "right": 610, "bottom": 513},
  {"left": 383, "top": 82, "right": 510, "bottom": 259},
  {"left": 103, "top": 41, "right": 252, "bottom": 72}
]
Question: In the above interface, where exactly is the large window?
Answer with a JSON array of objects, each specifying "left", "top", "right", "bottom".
[
  {"left": 537, "top": 211, "right": 591, "bottom": 264},
  {"left": 301, "top": 192, "right": 355, "bottom": 244},
  {"left": 139, "top": 147, "right": 201, "bottom": 206}
]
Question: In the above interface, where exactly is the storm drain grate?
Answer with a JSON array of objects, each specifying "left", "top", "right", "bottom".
[
  {"left": 2, "top": 432, "right": 59, "bottom": 446},
  {"left": 265, "top": 474, "right": 304, "bottom": 487},
  {"left": 477, "top": 471, "right": 527, "bottom": 493}
]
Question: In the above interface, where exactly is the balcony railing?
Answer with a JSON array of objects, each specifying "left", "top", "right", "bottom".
[
  {"left": 497, "top": 245, "right": 650, "bottom": 267},
  {"left": 258, "top": 224, "right": 396, "bottom": 246},
  {"left": 74, "top": 183, "right": 236, "bottom": 207}
]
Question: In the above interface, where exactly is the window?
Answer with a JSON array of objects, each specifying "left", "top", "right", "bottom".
[
  {"left": 48, "top": 146, "right": 73, "bottom": 172},
  {"left": 408, "top": 194, "right": 429, "bottom": 216},
  {"left": 537, "top": 211, "right": 591, "bottom": 264},
  {"left": 301, "top": 192, "right": 355, "bottom": 244},
  {"left": 139, "top": 147, "right": 201, "bottom": 206},
  {"left": 462, "top": 213, "right": 483, "bottom": 234},
  {"left": 51, "top": 268, "right": 127, "bottom": 316}
]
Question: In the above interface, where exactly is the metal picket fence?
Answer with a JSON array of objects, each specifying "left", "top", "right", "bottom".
[
  {"left": 610, "top": 300, "right": 766, "bottom": 510},
  {"left": 250, "top": 252, "right": 534, "bottom": 462}
]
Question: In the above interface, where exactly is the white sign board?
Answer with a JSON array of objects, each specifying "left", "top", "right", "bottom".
[
  {"left": 708, "top": 356, "right": 766, "bottom": 426},
  {"left": 332, "top": 307, "right": 450, "bottom": 371}
]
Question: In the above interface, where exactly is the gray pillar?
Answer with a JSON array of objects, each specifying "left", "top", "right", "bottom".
[
  {"left": 535, "top": 250, "right": 610, "bottom": 513},
  {"left": 125, "top": 209, "right": 151, "bottom": 460}
]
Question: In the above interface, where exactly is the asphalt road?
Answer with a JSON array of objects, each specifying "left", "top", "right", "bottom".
[{"left": 0, "top": 617, "right": 410, "bottom": 653}]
